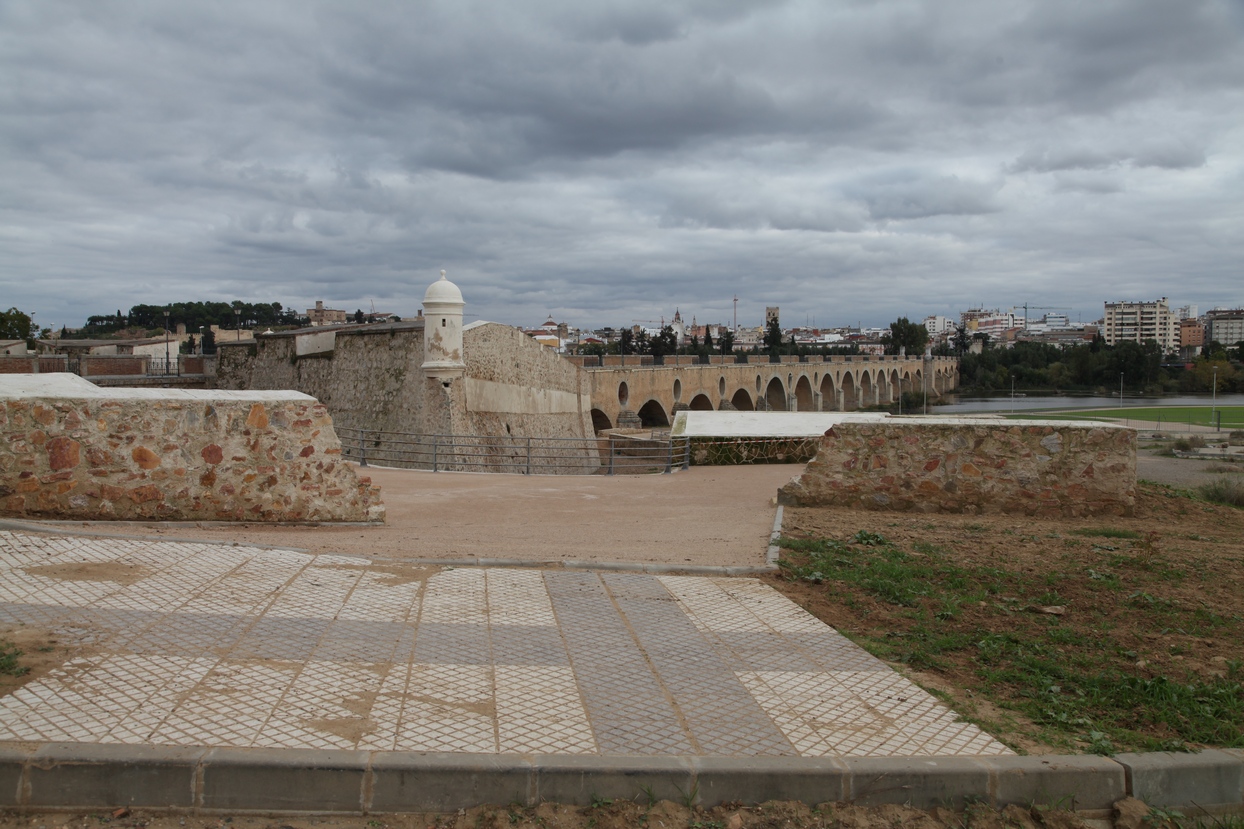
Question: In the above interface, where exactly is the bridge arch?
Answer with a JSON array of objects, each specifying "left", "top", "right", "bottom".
[
  {"left": 890, "top": 369, "right": 901, "bottom": 402},
  {"left": 841, "top": 372, "right": 857, "bottom": 410},
  {"left": 688, "top": 393, "right": 713, "bottom": 411},
  {"left": 731, "top": 388, "right": 754, "bottom": 411},
  {"left": 637, "top": 399, "right": 669, "bottom": 428},
  {"left": 794, "top": 375, "right": 814, "bottom": 411},
  {"left": 876, "top": 370, "right": 890, "bottom": 404},
  {"left": 590, "top": 408, "right": 612, "bottom": 433},
  {"left": 764, "top": 377, "right": 787, "bottom": 411},
  {"left": 820, "top": 374, "right": 837, "bottom": 411},
  {"left": 860, "top": 371, "right": 874, "bottom": 408}
]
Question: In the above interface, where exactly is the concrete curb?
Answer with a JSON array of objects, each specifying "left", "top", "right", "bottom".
[
  {"left": 766, "top": 504, "right": 784, "bottom": 566},
  {"left": 3, "top": 743, "right": 1242, "bottom": 815}
]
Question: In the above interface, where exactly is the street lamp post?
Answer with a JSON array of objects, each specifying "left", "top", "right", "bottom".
[
  {"left": 163, "top": 310, "right": 170, "bottom": 375},
  {"left": 1212, "top": 366, "right": 1218, "bottom": 431},
  {"left": 1119, "top": 373, "right": 1124, "bottom": 408},
  {"left": 198, "top": 326, "right": 204, "bottom": 355},
  {"left": 235, "top": 309, "right": 241, "bottom": 341}
]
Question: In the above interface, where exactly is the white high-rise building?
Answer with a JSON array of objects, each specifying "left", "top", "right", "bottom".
[{"left": 1102, "top": 298, "right": 1176, "bottom": 353}]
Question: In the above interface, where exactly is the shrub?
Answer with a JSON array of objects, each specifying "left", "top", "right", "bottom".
[
  {"left": 1173, "top": 436, "right": 1207, "bottom": 451},
  {"left": 1199, "top": 478, "right": 1244, "bottom": 508}
]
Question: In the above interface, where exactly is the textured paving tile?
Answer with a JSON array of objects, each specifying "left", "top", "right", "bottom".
[{"left": 0, "top": 530, "right": 1012, "bottom": 758}]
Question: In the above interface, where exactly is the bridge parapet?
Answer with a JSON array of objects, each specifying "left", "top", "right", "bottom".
[{"left": 584, "top": 356, "right": 959, "bottom": 431}]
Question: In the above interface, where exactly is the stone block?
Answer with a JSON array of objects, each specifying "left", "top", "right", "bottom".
[
  {"left": 369, "top": 752, "right": 533, "bottom": 812},
  {"left": 535, "top": 755, "right": 691, "bottom": 806},
  {"left": 694, "top": 756, "right": 847, "bottom": 807},
  {"left": 1114, "top": 749, "right": 1244, "bottom": 810},
  {"left": 26, "top": 743, "right": 203, "bottom": 808},
  {"left": 201, "top": 747, "right": 367, "bottom": 812},
  {"left": 985, "top": 754, "right": 1126, "bottom": 811},
  {"left": 845, "top": 757, "right": 989, "bottom": 809}
]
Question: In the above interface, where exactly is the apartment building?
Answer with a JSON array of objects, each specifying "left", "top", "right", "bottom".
[{"left": 1102, "top": 298, "right": 1176, "bottom": 353}]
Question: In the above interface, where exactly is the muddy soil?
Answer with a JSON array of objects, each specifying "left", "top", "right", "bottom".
[{"left": 0, "top": 798, "right": 1164, "bottom": 829}]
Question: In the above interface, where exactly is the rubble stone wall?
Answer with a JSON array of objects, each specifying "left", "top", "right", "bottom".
[
  {"left": 778, "top": 418, "right": 1136, "bottom": 517},
  {"left": 1, "top": 377, "right": 384, "bottom": 522}
]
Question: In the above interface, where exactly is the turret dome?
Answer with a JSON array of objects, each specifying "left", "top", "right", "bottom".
[{"left": 423, "top": 270, "right": 463, "bottom": 306}]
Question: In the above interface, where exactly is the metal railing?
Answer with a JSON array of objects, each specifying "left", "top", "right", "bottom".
[
  {"left": 146, "top": 358, "right": 181, "bottom": 376},
  {"left": 337, "top": 427, "right": 691, "bottom": 475}
]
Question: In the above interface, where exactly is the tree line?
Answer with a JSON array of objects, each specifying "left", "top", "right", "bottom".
[{"left": 956, "top": 337, "right": 1244, "bottom": 395}]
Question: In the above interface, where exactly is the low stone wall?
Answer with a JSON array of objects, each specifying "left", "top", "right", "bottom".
[
  {"left": 778, "top": 418, "right": 1136, "bottom": 517},
  {"left": 690, "top": 436, "right": 819, "bottom": 466},
  {"left": 0, "top": 374, "right": 384, "bottom": 522}
]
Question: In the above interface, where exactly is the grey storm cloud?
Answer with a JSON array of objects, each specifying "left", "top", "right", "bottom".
[{"left": 1, "top": 0, "right": 1242, "bottom": 331}]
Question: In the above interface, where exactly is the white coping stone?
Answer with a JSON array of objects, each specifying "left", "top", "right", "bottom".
[
  {"left": 672, "top": 410, "right": 1129, "bottom": 437},
  {"left": 673, "top": 411, "right": 890, "bottom": 437},
  {"left": 0, "top": 373, "right": 314, "bottom": 402}
]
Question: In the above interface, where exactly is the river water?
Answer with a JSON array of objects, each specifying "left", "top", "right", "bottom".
[{"left": 932, "top": 393, "right": 1244, "bottom": 415}]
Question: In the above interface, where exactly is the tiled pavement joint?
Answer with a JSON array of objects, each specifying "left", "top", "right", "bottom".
[{"left": 2, "top": 745, "right": 1242, "bottom": 815}]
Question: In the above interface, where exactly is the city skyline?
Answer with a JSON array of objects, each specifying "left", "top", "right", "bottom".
[{"left": 3, "top": 1, "right": 1243, "bottom": 331}]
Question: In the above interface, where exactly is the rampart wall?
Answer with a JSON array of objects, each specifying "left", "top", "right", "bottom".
[
  {"left": 778, "top": 418, "right": 1135, "bottom": 517},
  {"left": 0, "top": 375, "right": 383, "bottom": 522},
  {"left": 215, "top": 321, "right": 597, "bottom": 470}
]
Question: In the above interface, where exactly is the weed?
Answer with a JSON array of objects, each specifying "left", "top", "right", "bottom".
[
  {"left": 0, "top": 640, "right": 26, "bottom": 677},
  {"left": 674, "top": 780, "right": 699, "bottom": 809},
  {"left": 638, "top": 784, "right": 657, "bottom": 807},
  {"left": 589, "top": 794, "right": 613, "bottom": 809},
  {"left": 851, "top": 529, "right": 887, "bottom": 546},
  {"left": 1173, "top": 436, "right": 1207, "bottom": 451},
  {"left": 1199, "top": 478, "right": 1244, "bottom": 508},
  {"left": 1071, "top": 527, "right": 1142, "bottom": 540},
  {"left": 1085, "top": 730, "right": 1114, "bottom": 755}
]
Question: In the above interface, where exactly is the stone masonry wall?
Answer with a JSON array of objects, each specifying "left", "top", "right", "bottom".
[
  {"left": 778, "top": 418, "right": 1136, "bottom": 517},
  {"left": 1, "top": 378, "right": 384, "bottom": 522}
]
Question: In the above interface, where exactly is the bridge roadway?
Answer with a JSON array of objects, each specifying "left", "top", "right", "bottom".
[{"left": 575, "top": 354, "right": 958, "bottom": 430}]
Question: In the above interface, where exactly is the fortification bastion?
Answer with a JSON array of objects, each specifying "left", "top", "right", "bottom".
[
  {"left": 779, "top": 417, "right": 1136, "bottom": 517},
  {"left": 0, "top": 373, "right": 384, "bottom": 522}
]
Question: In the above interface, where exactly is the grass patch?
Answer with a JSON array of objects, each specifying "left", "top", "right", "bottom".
[
  {"left": 1199, "top": 478, "right": 1244, "bottom": 508},
  {"left": 1007, "top": 406, "right": 1244, "bottom": 428},
  {"left": 1070, "top": 527, "right": 1143, "bottom": 540},
  {"left": 0, "top": 640, "right": 26, "bottom": 677},
  {"left": 777, "top": 530, "right": 1244, "bottom": 752}
]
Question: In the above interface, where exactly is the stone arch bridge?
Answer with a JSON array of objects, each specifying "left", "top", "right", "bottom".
[{"left": 579, "top": 354, "right": 959, "bottom": 431}]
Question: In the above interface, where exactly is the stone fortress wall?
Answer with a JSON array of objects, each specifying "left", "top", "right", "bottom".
[
  {"left": 778, "top": 417, "right": 1136, "bottom": 517},
  {"left": 215, "top": 275, "right": 598, "bottom": 472},
  {"left": 0, "top": 374, "right": 383, "bottom": 522}
]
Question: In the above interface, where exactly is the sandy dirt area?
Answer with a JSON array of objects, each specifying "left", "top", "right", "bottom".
[
  {"left": 0, "top": 799, "right": 1127, "bottom": 829},
  {"left": 59, "top": 465, "right": 796, "bottom": 567}
]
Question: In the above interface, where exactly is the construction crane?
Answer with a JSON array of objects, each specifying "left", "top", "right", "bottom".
[
  {"left": 631, "top": 317, "right": 665, "bottom": 328},
  {"left": 1013, "top": 303, "right": 1071, "bottom": 331}
]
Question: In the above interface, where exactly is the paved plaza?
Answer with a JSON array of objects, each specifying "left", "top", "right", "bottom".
[{"left": 0, "top": 530, "right": 1010, "bottom": 759}]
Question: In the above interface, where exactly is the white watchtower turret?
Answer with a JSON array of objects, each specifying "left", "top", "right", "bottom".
[{"left": 421, "top": 270, "right": 466, "bottom": 382}]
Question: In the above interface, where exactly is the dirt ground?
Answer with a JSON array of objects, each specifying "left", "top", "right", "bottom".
[
  {"left": 51, "top": 464, "right": 795, "bottom": 567},
  {"left": 768, "top": 469, "right": 1244, "bottom": 754},
  {"left": 0, "top": 798, "right": 1161, "bottom": 829}
]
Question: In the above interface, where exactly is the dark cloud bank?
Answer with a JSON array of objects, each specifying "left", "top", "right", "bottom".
[{"left": 2, "top": 0, "right": 1242, "bottom": 330}]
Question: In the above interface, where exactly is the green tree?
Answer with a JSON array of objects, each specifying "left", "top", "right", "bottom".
[
  {"left": 0, "top": 308, "right": 34, "bottom": 342},
  {"left": 763, "top": 318, "right": 783, "bottom": 354},
  {"left": 882, "top": 317, "right": 929, "bottom": 356},
  {"left": 718, "top": 330, "right": 734, "bottom": 355},
  {"left": 648, "top": 325, "right": 677, "bottom": 358},
  {"left": 703, "top": 329, "right": 713, "bottom": 353}
]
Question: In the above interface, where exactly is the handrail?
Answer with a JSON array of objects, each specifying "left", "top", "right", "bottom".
[{"left": 336, "top": 427, "right": 691, "bottom": 476}]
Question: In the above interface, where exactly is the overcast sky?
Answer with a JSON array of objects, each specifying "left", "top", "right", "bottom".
[{"left": 3, "top": 0, "right": 1242, "bottom": 332}]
